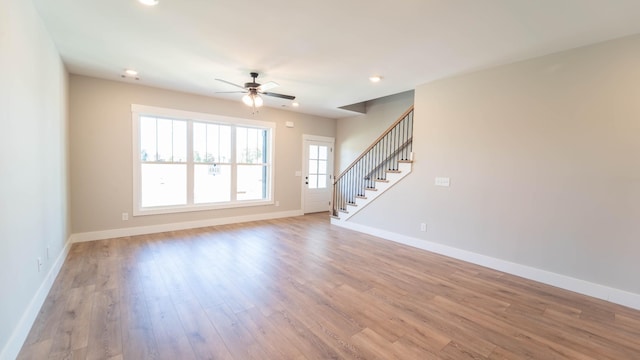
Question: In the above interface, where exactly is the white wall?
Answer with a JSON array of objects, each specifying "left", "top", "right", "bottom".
[
  {"left": 0, "top": 0, "right": 69, "bottom": 358},
  {"left": 69, "top": 75, "right": 336, "bottom": 235},
  {"left": 350, "top": 35, "right": 640, "bottom": 298},
  {"left": 335, "top": 91, "right": 414, "bottom": 172}
]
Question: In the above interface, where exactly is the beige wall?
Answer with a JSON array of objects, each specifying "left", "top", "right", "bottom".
[
  {"left": 0, "top": 0, "right": 69, "bottom": 357},
  {"left": 69, "top": 75, "right": 336, "bottom": 234},
  {"left": 335, "top": 91, "right": 414, "bottom": 172},
  {"left": 351, "top": 35, "right": 640, "bottom": 295}
]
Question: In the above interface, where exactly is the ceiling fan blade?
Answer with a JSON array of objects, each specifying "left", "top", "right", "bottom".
[
  {"left": 215, "top": 91, "right": 247, "bottom": 94},
  {"left": 257, "top": 81, "right": 279, "bottom": 92},
  {"left": 263, "top": 92, "right": 296, "bottom": 100},
  {"left": 215, "top": 78, "right": 246, "bottom": 90}
]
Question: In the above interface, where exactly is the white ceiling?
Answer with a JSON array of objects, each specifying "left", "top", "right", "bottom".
[{"left": 33, "top": 0, "right": 640, "bottom": 118}]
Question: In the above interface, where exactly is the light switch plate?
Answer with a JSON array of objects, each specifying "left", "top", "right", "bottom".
[{"left": 435, "top": 177, "right": 450, "bottom": 187}]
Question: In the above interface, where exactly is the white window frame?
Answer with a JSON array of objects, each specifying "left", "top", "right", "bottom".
[{"left": 132, "top": 104, "right": 275, "bottom": 216}]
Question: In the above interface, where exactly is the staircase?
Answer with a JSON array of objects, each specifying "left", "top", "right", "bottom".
[{"left": 331, "top": 106, "right": 414, "bottom": 222}]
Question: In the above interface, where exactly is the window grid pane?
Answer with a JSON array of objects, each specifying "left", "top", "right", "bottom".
[
  {"left": 140, "top": 116, "right": 157, "bottom": 161},
  {"left": 193, "top": 122, "right": 206, "bottom": 162},
  {"left": 237, "top": 127, "right": 267, "bottom": 164},
  {"left": 141, "top": 164, "right": 187, "bottom": 207},
  {"left": 140, "top": 117, "right": 186, "bottom": 163},
  {"left": 194, "top": 164, "right": 231, "bottom": 203},
  {"left": 173, "top": 121, "right": 187, "bottom": 162},
  {"left": 194, "top": 123, "right": 232, "bottom": 164},
  {"left": 237, "top": 164, "right": 267, "bottom": 200}
]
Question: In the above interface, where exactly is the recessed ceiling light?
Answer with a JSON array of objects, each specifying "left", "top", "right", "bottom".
[
  {"left": 121, "top": 69, "right": 140, "bottom": 80},
  {"left": 369, "top": 75, "right": 382, "bottom": 83},
  {"left": 138, "top": 0, "right": 159, "bottom": 6},
  {"left": 292, "top": 102, "right": 299, "bottom": 107}
]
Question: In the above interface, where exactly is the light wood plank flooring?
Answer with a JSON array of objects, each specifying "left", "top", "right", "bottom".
[{"left": 18, "top": 213, "right": 640, "bottom": 359}]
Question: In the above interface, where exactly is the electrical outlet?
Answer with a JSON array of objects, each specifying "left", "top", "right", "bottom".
[
  {"left": 122, "top": 212, "right": 129, "bottom": 221},
  {"left": 37, "top": 257, "right": 43, "bottom": 272},
  {"left": 420, "top": 223, "right": 427, "bottom": 232},
  {"left": 275, "top": 200, "right": 280, "bottom": 207}
]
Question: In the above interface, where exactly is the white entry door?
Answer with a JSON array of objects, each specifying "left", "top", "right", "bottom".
[{"left": 303, "top": 136, "right": 334, "bottom": 214}]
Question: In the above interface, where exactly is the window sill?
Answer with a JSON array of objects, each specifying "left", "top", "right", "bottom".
[{"left": 133, "top": 199, "right": 274, "bottom": 217}]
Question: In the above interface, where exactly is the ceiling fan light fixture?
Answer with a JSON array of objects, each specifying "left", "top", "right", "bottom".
[
  {"left": 254, "top": 95, "right": 264, "bottom": 107},
  {"left": 242, "top": 92, "right": 263, "bottom": 107}
]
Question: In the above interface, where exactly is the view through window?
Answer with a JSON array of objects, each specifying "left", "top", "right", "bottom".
[{"left": 132, "top": 105, "right": 274, "bottom": 215}]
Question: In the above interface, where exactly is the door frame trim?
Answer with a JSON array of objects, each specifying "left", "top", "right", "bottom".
[{"left": 301, "top": 134, "right": 335, "bottom": 214}]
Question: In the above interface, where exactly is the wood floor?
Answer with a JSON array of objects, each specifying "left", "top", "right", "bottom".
[{"left": 18, "top": 214, "right": 640, "bottom": 359}]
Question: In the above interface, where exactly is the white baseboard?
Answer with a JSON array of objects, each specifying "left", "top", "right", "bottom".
[
  {"left": 0, "top": 240, "right": 71, "bottom": 360},
  {"left": 70, "top": 210, "right": 304, "bottom": 243},
  {"left": 332, "top": 219, "right": 640, "bottom": 311}
]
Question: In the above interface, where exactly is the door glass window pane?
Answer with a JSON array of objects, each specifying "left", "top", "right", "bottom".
[
  {"left": 194, "top": 164, "right": 231, "bottom": 203},
  {"left": 141, "top": 164, "right": 186, "bottom": 207},
  {"left": 318, "top": 160, "right": 327, "bottom": 174},
  {"left": 309, "top": 145, "right": 318, "bottom": 160},
  {"left": 318, "top": 146, "right": 328, "bottom": 160},
  {"left": 237, "top": 165, "right": 267, "bottom": 200},
  {"left": 309, "top": 160, "right": 318, "bottom": 175}
]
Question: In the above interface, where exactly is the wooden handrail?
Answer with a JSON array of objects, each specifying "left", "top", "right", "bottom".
[{"left": 335, "top": 105, "right": 414, "bottom": 182}]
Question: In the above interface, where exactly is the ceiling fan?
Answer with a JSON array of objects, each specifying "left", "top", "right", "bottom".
[{"left": 215, "top": 72, "right": 296, "bottom": 108}]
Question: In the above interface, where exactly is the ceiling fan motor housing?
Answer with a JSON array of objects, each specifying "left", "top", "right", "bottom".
[{"left": 245, "top": 72, "right": 260, "bottom": 89}]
